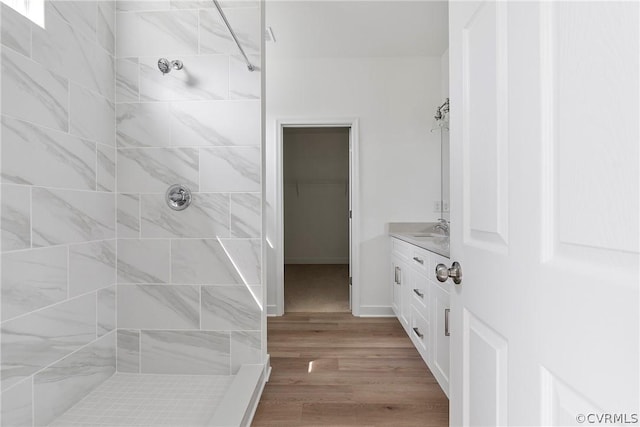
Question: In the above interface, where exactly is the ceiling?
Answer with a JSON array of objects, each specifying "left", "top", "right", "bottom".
[{"left": 265, "top": 1, "right": 449, "bottom": 59}]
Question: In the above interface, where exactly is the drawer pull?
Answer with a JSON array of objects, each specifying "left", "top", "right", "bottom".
[
  {"left": 412, "top": 327, "right": 424, "bottom": 339},
  {"left": 413, "top": 289, "right": 424, "bottom": 298},
  {"left": 412, "top": 256, "right": 424, "bottom": 265},
  {"left": 445, "top": 308, "right": 450, "bottom": 337}
]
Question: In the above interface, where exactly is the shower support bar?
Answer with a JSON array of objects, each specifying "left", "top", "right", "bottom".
[{"left": 212, "top": 0, "right": 255, "bottom": 72}]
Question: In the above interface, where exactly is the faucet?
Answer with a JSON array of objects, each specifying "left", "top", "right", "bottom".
[{"left": 433, "top": 218, "right": 450, "bottom": 236}]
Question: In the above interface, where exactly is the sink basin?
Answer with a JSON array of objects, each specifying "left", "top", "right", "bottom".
[{"left": 410, "top": 232, "right": 447, "bottom": 238}]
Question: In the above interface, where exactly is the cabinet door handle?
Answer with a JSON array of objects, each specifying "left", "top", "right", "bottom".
[
  {"left": 413, "top": 289, "right": 424, "bottom": 298},
  {"left": 394, "top": 266, "right": 398, "bottom": 284},
  {"left": 412, "top": 327, "right": 423, "bottom": 339},
  {"left": 412, "top": 256, "right": 424, "bottom": 265},
  {"left": 445, "top": 308, "right": 450, "bottom": 337},
  {"left": 396, "top": 266, "right": 402, "bottom": 285}
]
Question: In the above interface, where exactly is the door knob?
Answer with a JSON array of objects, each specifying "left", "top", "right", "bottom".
[{"left": 435, "top": 261, "right": 462, "bottom": 285}]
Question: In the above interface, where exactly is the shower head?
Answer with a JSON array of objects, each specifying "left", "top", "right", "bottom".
[{"left": 158, "top": 58, "right": 183, "bottom": 75}]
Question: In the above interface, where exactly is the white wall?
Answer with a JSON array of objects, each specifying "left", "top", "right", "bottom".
[
  {"left": 441, "top": 48, "right": 450, "bottom": 100},
  {"left": 266, "top": 56, "right": 442, "bottom": 315},
  {"left": 283, "top": 128, "right": 349, "bottom": 264}
]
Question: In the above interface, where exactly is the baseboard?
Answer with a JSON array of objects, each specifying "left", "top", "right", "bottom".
[
  {"left": 267, "top": 304, "right": 279, "bottom": 316},
  {"left": 357, "top": 305, "right": 395, "bottom": 317},
  {"left": 284, "top": 257, "right": 349, "bottom": 264}
]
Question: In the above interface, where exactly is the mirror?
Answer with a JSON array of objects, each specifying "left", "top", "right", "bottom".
[
  {"left": 441, "top": 125, "right": 450, "bottom": 221},
  {"left": 433, "top": 97, "right": 450, "bottom": 222}
]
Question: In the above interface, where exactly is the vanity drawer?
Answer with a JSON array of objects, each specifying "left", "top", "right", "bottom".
[
  {"left": 410, "top": 247, "right": 430, "bottom": 273},
  {"left": 391, "top": 237, "right": 412, "bottom": 260},
  {"left": 410, "top": 272, "right": 429, "bottom": 310},
  {"left": 410, "top": 305, "right": 430, "bottom": 358}
]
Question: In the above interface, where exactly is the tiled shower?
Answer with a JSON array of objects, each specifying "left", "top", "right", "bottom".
[{"left": 0, "top": 0, "right": 265, "bottom": 425}]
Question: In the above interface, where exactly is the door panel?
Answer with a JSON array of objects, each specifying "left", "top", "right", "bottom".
[
  {"left": 462, "top": 0, "right": 509, "bottom": 252},
  {"left": 450, "top": 1, "right": 639, "bottom": 426},
  {"left": 464, "top": 310, "right": 508, "bottom": 426}
]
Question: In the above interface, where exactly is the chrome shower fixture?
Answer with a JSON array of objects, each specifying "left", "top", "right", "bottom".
[{"left": 158, "top": 58, "right": 183, "bottom": 75}]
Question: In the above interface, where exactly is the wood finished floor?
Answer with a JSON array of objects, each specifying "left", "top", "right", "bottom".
[{"left": 252, "top": 313, "right": 449, "bottom": 427}]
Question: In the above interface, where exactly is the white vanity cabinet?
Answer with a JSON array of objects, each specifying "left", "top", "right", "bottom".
[{"left": 390, "top": 236, "right": 450, "bottom": 397}]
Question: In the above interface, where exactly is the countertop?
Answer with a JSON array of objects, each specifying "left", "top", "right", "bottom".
[{"left": 388, "top": 222, "right": 450, "bottom": 258}]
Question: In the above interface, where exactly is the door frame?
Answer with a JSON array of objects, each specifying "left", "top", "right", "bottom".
[{"left": 274, "top": 118, "right": 360, "bottom": 316}]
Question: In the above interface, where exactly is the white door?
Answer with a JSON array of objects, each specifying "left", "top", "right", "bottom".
[{"left": 449, "top": 2, "right": 639, "bottom": 426}]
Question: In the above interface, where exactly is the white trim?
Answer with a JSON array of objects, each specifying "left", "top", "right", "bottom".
[
  {"left": 358, "top": 305, "right": 396, "bottom": 317},
  {"left": 266, "top": 305, "right": 279, "bottom": 317},
  {"left": 274, "top": 118, "right": 361, "bottom": 317}
]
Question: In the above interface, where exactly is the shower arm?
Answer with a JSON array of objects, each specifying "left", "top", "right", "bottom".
[{"left": 212, "top": 0, "right": 255, "bottom": 72}]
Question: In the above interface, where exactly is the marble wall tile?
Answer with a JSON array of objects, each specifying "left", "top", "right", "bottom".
[
  {"left": 230, "top": 330, "right": 261, "bottom": 374},
  {"left": 171, "top": 0, "right": 259, "bottom": 9},
  {"left": 117, "top": 329, "right": 140, "bottom": 373},
  {"left": 170, "top": 100, "right": 260, "bottom": 146},
  {"left": 93, "top": 47, "right": 116, "bottom": 104},
  {"left": 201, "top": 286, "right": 260, "bottom": 331},
  {"left": 117, "top": 238, "right": 170, "bottom": 283},
  {"left": 170, "top": 0, "right": 214, "bottom": 8},
  {"left": 97, "top": 286, "right": 116, "bottom": 336},
  {"left": 2, "top": 116, "right": 96, "bottom": 190},
  {"left": 116, "top": 1, "right": 170, "bottom": 13},
  {"left": 249, "top": 284, "right": 262, "bottom": 307},
  {"left": 116, "top": 194, "right": 140, "bottom": 237},
  {"left": 138, "top": 55, "right": 229, "bottom": 101},
  {"left": 1, "top": 184, "right": 31, "bottom": 251},
  {"left": 0, "top": 379, "right": 32, "bottom": 427},
  {"left": 69, "top": 240, "right": 116, "bottom": 297},
  {"left": 117, "top": 193, "right": 140, "bottom": 237},
  {"left": 218, "top": 238, "right": 261, "bottom": 284},
  {"left": 116, "top": 58, "right": 139, "bottom": 103},
  {"left": 1, "top": 47, "right": 68, "bottom": 131},
  {"left": 32, "top": 10, "right": 113, "bottom": 102},
  {"left": 70, "top": 83, "right": 115, "bottom": 146},
  {"left": 97, "top": 1, "right": 116, "bottom": 55},
  {"left": 32, "top": 188, "right": 115, "bottom": 247},
  {"left": 97, "top": 144, "right": 116, "bottom": 192},
  {"left": 199, "top": 7, "right": 260, "bottom": 55},
  {"left": 117, "top": 147, "right": 198, "bottom": 193},
  {"left": 141, "top": 193, "right": 229, "bottom": 238},
  {"left": 1, "top": 4, "right": 31, "bottom": 57},
  {"left": 230, "top": 193, "right": 260, "bottom": 237},
  {"left": 219, "top": 1, "right": 260, "bottom": 8},
  {"left": 2, "top": 246, "right": 68, "bottom": 321},
  {"left": 116, "top": 102, "right": 170, "bottom": 147},
  {"left": 33, "top": 332, "right": 115, "bottom": 426},
  {"left": 48, "top": 1, "right": 98, "bottom": 40},
  {"left": 200, "top": 146, "right": 260, "bottom": 192},
  {"left": 141, "top": 330, "right": 230, "bottom": 375},
  {"left": 116, "top": 10, "right": 197, "bottom": 58},
  {"left": 1, "top": 294, "right": 96, "bottom": 390},
  {"left": 230, "top": 55, "right": 260, "bottom": 99},
  {"left": 117, "top": 285, "right": 200, "bottom": 329},
  {"left": 171, "top": 239, "right": 243, "bottom": 284}
]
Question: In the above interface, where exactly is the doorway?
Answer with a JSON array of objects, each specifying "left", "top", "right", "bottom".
[
  {"left": 283, "top": 127, "right": 349, "bottom": 312},
  {"left": 274, "top": 120, "right": 360, "bottom": 316}
]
